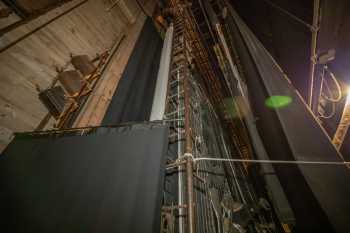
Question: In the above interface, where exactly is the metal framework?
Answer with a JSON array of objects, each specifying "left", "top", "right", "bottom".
[
  {"left": 164, "top": 2, "right": 235, "bottom": 233},
  {"left": 162, "top": 1, "right": 278, "bottom": 233}
]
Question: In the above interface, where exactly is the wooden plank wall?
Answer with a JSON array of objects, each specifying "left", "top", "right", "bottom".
[
  {"left": 0, "top": 0, "right": 143, "bottom": 151},
  {"left": 73, "top": 13, "right": 148, "bottom": 128}
]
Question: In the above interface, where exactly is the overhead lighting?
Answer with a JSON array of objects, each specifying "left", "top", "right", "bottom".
[{"left": 345, "top": 87, "right": 350, "bottom": 106}]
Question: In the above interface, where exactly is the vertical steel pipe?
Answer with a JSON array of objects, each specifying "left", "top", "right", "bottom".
[
  {"left": 186, "top": 156, "right": 195, "bottom": 233},
  {"left": 308, "top": 0, "right": 320, "bottom": 108},
  {"left": 184, "top": 67, "right": 195, "bottom": 233},
  {"left": 184, "top": 70, "right": 192, "bottom": 154},
  {"left": 177, "top": 70, "right": 185, "bottom": 233}
]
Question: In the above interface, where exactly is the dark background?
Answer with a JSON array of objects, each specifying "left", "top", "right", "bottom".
[{"left": 231, "top": 0, "right": 350, "bottom": 158}]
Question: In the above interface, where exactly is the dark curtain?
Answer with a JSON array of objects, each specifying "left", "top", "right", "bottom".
[
  {"left": 227, "top": 5, "right": 350, "bottom": 233},
  {"left": 102, "top": 17, "right": 163, "bottom": 125},
  {"left": 0, "top": 123, "right": 168, "bottom": 233}
]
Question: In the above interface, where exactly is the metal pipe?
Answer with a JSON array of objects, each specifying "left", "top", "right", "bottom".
[
  {"left": 169, "top": 3, "right": 196, "bottom": 231},
  {"left": 198, "top": 0, "right": 218, "bottom": 44},
  {"left": 184, "top": 69, "right": 196, "bottom": 233},
  {"left": 308, "top": 0, "right": 320, "bottom": 108},
  {"left": 177, "top": 70, "right": 185, "bottom": 233},
  {"left": 184, "top": 71, "right": 192, "bottom": 154},
  {"left": 186, "top": 156, "right": 196, "bottom": 233},
  {"left": 150, "top": 25, "right": 174, "bottom": 121},
  {"left": 183, "top": 22, "right": 195, "bottom": 233}
]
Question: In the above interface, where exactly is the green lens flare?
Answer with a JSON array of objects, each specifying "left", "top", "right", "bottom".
[{"left": 265, "top": 95, "right": 292, "bottom": 109}]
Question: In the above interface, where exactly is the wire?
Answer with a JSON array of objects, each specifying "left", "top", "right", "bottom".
[
  {"left": 324, "top": 66, "right": 342, "bottom": 102},
  {"left": 318, "top": 100, "right": 335, "bottom": 119},
  {"left": 194, "top": 157, "right": 350, "bottom": 166},
  {"left": 317, "top": 65, "right": 343, "bottom": 119},
  {"left": 261, "top": 0, "right": 313, "bottom": 30}
]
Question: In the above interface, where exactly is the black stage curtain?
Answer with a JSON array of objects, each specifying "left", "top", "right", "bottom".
[
  {"left": 102, "top": 17, "right": 163, "bottom": 125},
  {"left": 228, "top": 6, "right": 350, "bottom": 233},
  {"left": 0, "top": 123, "right": 168, "bottom": 233}
]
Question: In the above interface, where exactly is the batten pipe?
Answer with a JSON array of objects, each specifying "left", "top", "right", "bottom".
[{"left": 308, "top": 0, "right": 320, "bottom": 108}]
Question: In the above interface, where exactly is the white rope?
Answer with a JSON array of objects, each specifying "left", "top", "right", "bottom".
[{"left": 194, "top": 157, "right": 350, "bottom": 166}]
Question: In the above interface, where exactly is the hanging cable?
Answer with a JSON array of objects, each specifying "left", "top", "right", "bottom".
[
  {"left": 318, "top": 100, "right": 335, "bottom": 119},
  {"left": 318, "top": 72, "right": 336, "bottom": 119},
  {"left": 324, "top": 66, "right": 342, "bottom": 102},
  {"left": 317, "top": 65, "right": 342, "bottom": 119}
]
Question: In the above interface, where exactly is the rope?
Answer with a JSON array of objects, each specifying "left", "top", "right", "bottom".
[{"left": 194, "top": 157, "right": 350, "bottom": 166}]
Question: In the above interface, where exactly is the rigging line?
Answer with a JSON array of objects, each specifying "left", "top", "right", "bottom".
[
  {"left": 194, "top": 157, "right": 350, "bottom": 165},
  {"left": 205, "top": 94, "right": 247, "bottom": 204},
  {"left": 220, "top": 132, "right": 247, "bottom": 204},
  {"left": 261, "top": 0, "right": 313, "bottom": 30}
]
